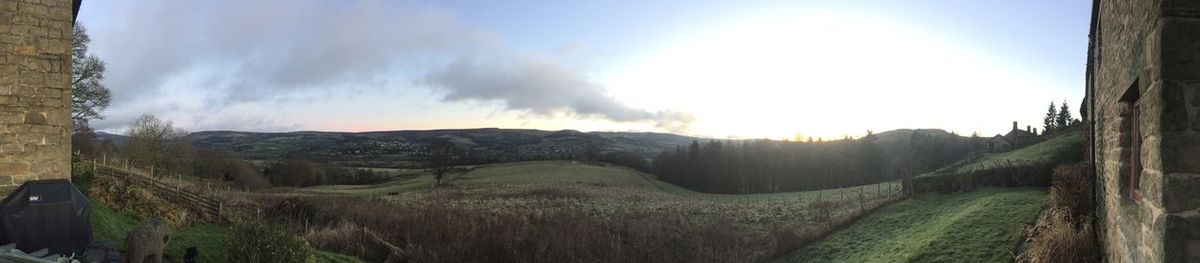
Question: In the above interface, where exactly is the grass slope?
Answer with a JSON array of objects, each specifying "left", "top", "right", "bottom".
[
  {"left": 951, "top": 132, "right": 1083, "bottom": 174},
  {"left": 775, "top": 188, "right": 1046, "bottom": 263},
  {"left": 90, "top": 199, "right": 230, "bottom": 262},
  {"left": 89, "top": 199, "right": 359, "bottom": 262},
  {"left": 302, "top": 160, "right": 904, "bottom": 201},
  {"left": 300, "top": 161, "right": 662, "bottom": 195},
  {"left": 277, "top": 160, "right": 906, "bottom": 262}
]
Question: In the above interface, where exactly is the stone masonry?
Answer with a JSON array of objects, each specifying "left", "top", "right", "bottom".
[
  {"left": 1087, "top": 0, "right": 1200, "bottom": 262},
  {"left": 0, "top": 0, "right": 75, "bottom": 195}
]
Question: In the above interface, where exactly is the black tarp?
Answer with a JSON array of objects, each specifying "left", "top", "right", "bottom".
[{"left": 0, "top": 179, "right": 92, "bottom": 255}]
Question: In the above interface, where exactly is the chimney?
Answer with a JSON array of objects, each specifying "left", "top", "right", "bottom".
[
  {"left": 1012, "top": 121, "right": 1018, "bottom": 131},
  {"left": 1034, "top": 128, "right": 1039, "bottom": 135},
  {"left": 1027, "top": 125, "right": 1031, "bottom": 133}
]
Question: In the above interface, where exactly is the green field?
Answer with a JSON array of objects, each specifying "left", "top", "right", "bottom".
[
  {"left": 299, "top": 161, "right": 663, "bottom": 195},
  {"left": 774, "top": 188, "right": 1046, "bottom": 263},
  {"left": 277, "top": 160, "right": 904, "bottom": 261},
  {"left": 300, "top": 160, "right": 901, "bottom": 200}
]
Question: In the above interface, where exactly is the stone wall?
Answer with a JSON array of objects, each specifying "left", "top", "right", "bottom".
[
  {"left": 1090, "top": 0, "right": 1200, "bottom": 262},
  {"left": 1159, "top": 1, "right": 1200, "bottom": 261},
  {"left": 0, "top": 0, "right": 74, "bottom": 194}
]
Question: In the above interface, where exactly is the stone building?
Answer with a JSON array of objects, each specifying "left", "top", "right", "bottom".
[
  {"left": 985, "top": 121, "right": 1038, "bottom": 151},
  {"left": 0, "top": 0, "right": 79, "bottom": 194},
  {"left": 1086, "top": 0, "right": 1200, "bottom": 262}
]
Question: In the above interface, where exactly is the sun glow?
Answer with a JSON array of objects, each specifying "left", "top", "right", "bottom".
[{"left": 605, "top": 9, "right": 1063, "bottom": 139}]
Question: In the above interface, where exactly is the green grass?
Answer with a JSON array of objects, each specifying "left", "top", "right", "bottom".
[
  {"left": 774, "top": 188, "right": 1046, "bottom": 263},
  {"left": 89, "top": 199, "right": 359, "bottom": 263},
  {"left": 939, "top": 131, "right": 1083, "bottom": 175},
  {"left": 89, "top": 199, "right": 229, "bottom": 262},
  {"left": 315, "top": 251, "right": 364, "bottom": 262}
]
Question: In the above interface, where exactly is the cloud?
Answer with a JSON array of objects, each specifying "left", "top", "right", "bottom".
[
  {"left": 424, "top": 56, "right": 694, "bottom": 132},
  {"left": 81, "top": 0, "right": 691, "bottom": 132}
]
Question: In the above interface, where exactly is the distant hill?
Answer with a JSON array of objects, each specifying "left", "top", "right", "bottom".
[
  {"left": 166, "top": 128, "right": 699, "bottom": 167},
  {"left": 871, "top": 129, "right": 983, "bottom": 176},
  {"left": 96, "top": 127, "right": 988, "bottom": 171},
  {"left": 95, "top": 131, "right": 128, "bottom": 146}
]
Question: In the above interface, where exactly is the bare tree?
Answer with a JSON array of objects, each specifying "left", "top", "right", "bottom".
[
  {"left": 125, "top": 114, "right": 190, "bottom": 176},
  {"left": 71, "top": 119, "right": 96, "bottom": 156},
  {"left": 428, "top": 139, "right": 464, "bottom": 187},
  {"left": 71, "top": 25, "right": 111, "bottom": 123}
]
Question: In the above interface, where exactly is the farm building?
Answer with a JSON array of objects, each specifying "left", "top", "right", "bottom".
[
  {"left": 1085, "top": 0, "right": 1200, "bottom": 261},
  {"left": 986, "top": 121, "right": 1038, "bottom": 152}
]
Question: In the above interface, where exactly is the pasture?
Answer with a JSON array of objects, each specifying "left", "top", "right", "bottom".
[
  {"left": 774, "top": 188, "right": 1046, "bottom": 263},
  {"left": 257, "top": 160, "right": 903, "bottom": 262}
]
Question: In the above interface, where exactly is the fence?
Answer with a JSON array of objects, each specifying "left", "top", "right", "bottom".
[{"left": 81, "top": 155, "right": 224, "bottom": 222}]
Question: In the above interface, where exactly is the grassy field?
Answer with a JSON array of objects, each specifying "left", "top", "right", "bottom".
[
  {"left": 300, "top": 160, "right": 901, "bottom": 198},
  {"left": 950, "top": 132, "right": 1083, "bottom": 174},
  {"left": 297, "top": 161, "right": 664, "bottom": 195},
  {"left": 774, "top": 188, "right": 1046, "bottom": 263},
  {"left": 253, "top": 160, "right": 903, "bottom": 262}
]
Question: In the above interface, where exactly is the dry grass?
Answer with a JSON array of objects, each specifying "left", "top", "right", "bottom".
[
  {"left": 1018, "top": 208, "right": 1097, "bottom": 263},
  {"left": 1048, "top": 163, "right": 1094, "bottom": 220},
  {"left": 1017, "top": 163, "right": 1098, "bottom": 263},
  {"left": 249, "top": 183, "right": 898, "bottom": 263}
]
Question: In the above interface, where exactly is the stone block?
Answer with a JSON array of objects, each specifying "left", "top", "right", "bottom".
[
  {"left": 1166, "top": 173, "right": 1200, "bottom": 213},
  {"left": 0, "top": 162, "right": 30, "bottom": 176},
  {"left": 1162, "top": 81, "right": 1195, "bottom": 132},
  {"left": 1163, "top": 18, "right": 1200, "bottom": 80},
  {"left": 1162, "top": 132, "right": 1200, "bottom": 173},
  {"left": 21, "top": 111, "right": 43, "bottom": 124},
  {"left": 1166, "top": 210, "right": 1200, "bottom": 262},
  {"left": 1165, "top": 0, "right": 1200, "bottom": 17}
]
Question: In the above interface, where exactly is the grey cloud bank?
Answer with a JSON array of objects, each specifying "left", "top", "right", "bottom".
[{"left": 81, "top": 0, "right": 690, "bottom": 132}]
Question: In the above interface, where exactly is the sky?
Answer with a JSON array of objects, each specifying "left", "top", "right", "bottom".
[{"left": 76, "top": 0, "right": 1090, "bottom": 140}]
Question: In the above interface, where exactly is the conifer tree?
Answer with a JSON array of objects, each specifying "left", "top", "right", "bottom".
[
  {"left": 1043, "top": 102, "right": 1058, "bottom": 132},
  {"left": 1056, "top": 100, "right": 1072, "bottom": 129}
]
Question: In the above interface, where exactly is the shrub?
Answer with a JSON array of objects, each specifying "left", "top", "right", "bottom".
[
  {"left": 228, "top": 223, "right": 316, "bottom": 263},
  {"left": 1018, "top": 162, "right": 1098, "bottom": 263},
  {"left": 1049, "top": 163, "right": 1093, "bottom": 220},
  {"left": 230, "top": 161, "right": 272, "bottom": 190},
  {"left": 1017, "top": 208, "right": 1097, "bottom": 263},
  {"left": 88, "top": 173, "right": 195, "bottom": 228},
  {"left": 71, "top": 160, "right": 96, "bottom": 193},
  {"left": 266, "top": 198, "right": 315, "bottom": 225}
]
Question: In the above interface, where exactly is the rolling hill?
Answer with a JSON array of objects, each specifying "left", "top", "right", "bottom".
[{"left": 102, "top": 128, "right": 701, "bottom": 168}]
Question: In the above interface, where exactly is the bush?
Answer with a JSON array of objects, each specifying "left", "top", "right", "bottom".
[
  {"left": 71, "top": 160, "right": 96, "bottom": 193},
  {"left": 88, "top": 173, "right": 195, "bottom": 228},
  {"left": 230, "top": 161, "right": 272, "bottom": 190},
  {"left": 266, "top": 198, "right": 315, "bottom": 224},
  {"left": 1018, "top": 163, "right": 1098, "bottom": 263},
  {"left": 228, "top": 223, "right": 316, "bottom": 263},
  {"left": 1017, "top": 208, "right": 1097, "bottom": 263},
  {"left": 1049, "top": 163, "right": 1093, "bottom": 220}
]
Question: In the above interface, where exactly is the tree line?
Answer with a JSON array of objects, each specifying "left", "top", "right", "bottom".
[
  {"left": 1043, "top": 100, "right": 1080, "bottom": 134},
  {"left": 652, "top": 131, "right": 981, "bottom": 194}
]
